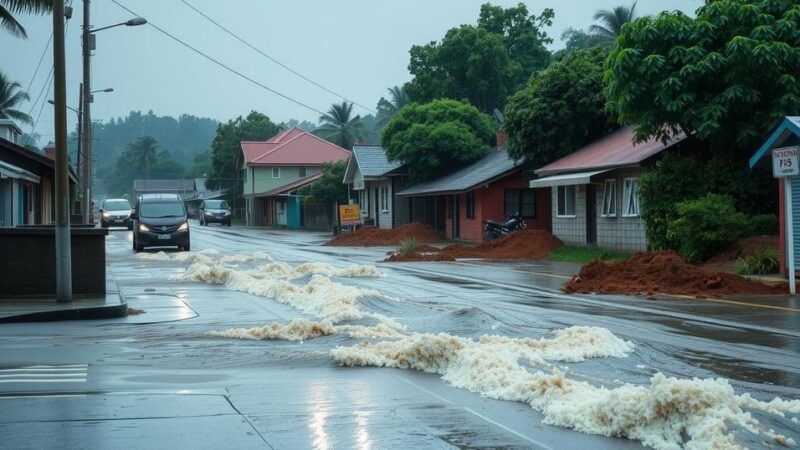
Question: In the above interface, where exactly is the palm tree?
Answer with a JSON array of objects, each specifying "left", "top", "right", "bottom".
[
  {"left": 1, "top": 0, "right": 52, "bottom": 38},
  {"left": 589, "top": 2, "right": 638, "bottom": 47},
  {"left": 128, "top": 136, "right": 158, "bottom": 179},
  {"left": 0, "top": 71, "right": 33, "bottom": 126},
  {"left": 376, "top": 85, "right": 410, "bottom": 127},
  {"left": 316, "top": 101, "right": 365, "bottom": 150}
]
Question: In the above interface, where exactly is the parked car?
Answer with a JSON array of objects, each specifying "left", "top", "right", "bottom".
[
  {"left": 100, "top": 198, "right": 133, "bottom": 229},
  {"left": 132, "top": 193, "right": 190, "bottom": 252},
  {"left": 198, "top": 199, "right": 232, "bottom": 226}
]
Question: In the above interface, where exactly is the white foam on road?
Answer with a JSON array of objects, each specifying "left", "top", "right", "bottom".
[
  {"left": 208, "top": 318, "right": 336, "bottom": 341},
  {"left": 135, "top": 249, "right": 271, "bottom": 265},
  {"left": 331, "top": 332, "right": 799, "bottom": 450}
]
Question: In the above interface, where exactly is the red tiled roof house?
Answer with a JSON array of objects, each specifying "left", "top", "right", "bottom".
[{"left": 241, "top": 128, "right": 350, "bottom": 228}]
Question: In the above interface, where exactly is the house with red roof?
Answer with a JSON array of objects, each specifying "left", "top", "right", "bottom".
[
  {"left": 530, "top": 127, "right": 686, "bottom": 251},
  {"left": 241, "top": 127, "right": 350, "bottom": 228}
]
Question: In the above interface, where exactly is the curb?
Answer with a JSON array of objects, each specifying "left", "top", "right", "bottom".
[{"left": 0, "top": 293, "right": 128, "bottom": 324}]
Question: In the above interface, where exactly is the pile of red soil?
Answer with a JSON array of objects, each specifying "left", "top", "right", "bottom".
[
  {"left": 564, "top": 250, "right": 785, "bottom": 297},
  {"left": 384, "top": 229, "right": 563, "bottom": 262},
  {"left": 326, "top": 223, "right": 443, "bottom": 246},
  {"left": 701, "top": 235, "right": 779, "bottom": 273}
]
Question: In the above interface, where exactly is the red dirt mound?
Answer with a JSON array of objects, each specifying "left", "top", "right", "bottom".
[
  {"left": 384, "top": 229, "right": 563, "bottom": 262},
  {"left": 326, "top": 223, "right": 443, "bottom": 246},
  {"left": 564, "top": 250, "right": 785, "bottom": 298}
]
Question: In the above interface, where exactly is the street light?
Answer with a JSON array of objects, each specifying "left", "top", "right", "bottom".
[
  {"left": 81, "top": 0, "right": 146, "bottom": 224},
  {"left": 48, "top": 99, "right": 82, "bottom": 116},
  {"left": 91, "top": 88, "right": 113, "bottom": 93}
]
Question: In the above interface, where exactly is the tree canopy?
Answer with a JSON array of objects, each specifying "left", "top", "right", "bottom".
[
  {"left": 405, "top": 3, "right": 553, "bottom": 112},
  {"left": 505, "top": 47, "right": 617, "bottom": 168},
  {"left": 206, "top": 111, "right": 280, "bottom": 194},
  {"left": 300, "top": 160, "right": 349, "bottom": 205},
  {"left": 0, "top": 71, "right": 32, "bottom": 125},
  {"left": 100, "top": 136, "right": 185, "bottom": 196},
  {"left": 381, "top": 99, "right": 495, "bottom": 181},
  {"left": 605, "top": 0, "right": 800, "bottom": 157},
  {"left": 316, "top": 101, "right": 365, "bottom": 150},
  {"left": 0, "top": 0, "right": 51, "bottom": 38}
]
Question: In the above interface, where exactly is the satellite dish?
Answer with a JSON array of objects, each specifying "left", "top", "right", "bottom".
[{"left": 493, "top": 108, "right": 505, "bottom": 125}]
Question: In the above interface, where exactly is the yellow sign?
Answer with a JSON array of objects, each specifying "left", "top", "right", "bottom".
[{"left": 339, "top": 204, "right": 361, "bottom": 226}]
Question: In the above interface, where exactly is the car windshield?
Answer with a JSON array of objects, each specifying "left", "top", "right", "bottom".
[
  {"left": 140, "top": 201, "right": 185, "bottom": 218},
  {"left": 204, "top": 200, "right": 228, "bottom": 209},
  {"left": 104, "top": 200, "right": 130, "bottom": 210}
]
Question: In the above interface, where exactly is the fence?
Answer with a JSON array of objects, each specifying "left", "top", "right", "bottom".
[{"left": 303, "top": 202, "right": 334, "bottom": 231}]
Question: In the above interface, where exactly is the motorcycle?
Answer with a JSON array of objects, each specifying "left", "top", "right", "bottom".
[{"left": 482, "top": 211, "right": 527, "bottom": 241}]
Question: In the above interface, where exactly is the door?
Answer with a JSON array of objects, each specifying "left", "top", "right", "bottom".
[
  {"left": 586, "top": 184, "right": 597, "bottom": 246},
  {"left": 451, "top": 195, "right": 460, "bottom": 238}
]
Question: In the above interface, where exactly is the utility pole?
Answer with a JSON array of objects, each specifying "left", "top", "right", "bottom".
[
  {"left": 53, "top": 0, "right": 73, "bottom": 302},
  {"left": 76, "top": 84, "right": 83, "bottom": 215},
  {"left": 81, "top": 0, "right": 92, "bottom": 224}
]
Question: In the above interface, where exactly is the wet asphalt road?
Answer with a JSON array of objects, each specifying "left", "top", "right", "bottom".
[{"left": 0, "top": 222, "right": 798, "bottom": 449}]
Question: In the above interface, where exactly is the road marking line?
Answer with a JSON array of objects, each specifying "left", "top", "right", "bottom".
[
  {"left": 462, "top": 406, "right": 556, "bottom": 450},
  {"left": 21, "top": 365, "right": 88, "bottom": 369},
  {"left": 396, "top": 376, "right": 453, "bottom": 405},
  {"left": 0, "top": 373, "right": 86, "bottom": 378},
  {"left": 452, "top": 261, "right": 572, "bottom": 280},
  {"left": 0, "top": 368, "right": 87, "bottom": 372},
  {"left": 0, "top": 379, "right": 86, "bottom": 383},
  {"left": 662, "top": 294, "right": 800, "bottom": 312}
]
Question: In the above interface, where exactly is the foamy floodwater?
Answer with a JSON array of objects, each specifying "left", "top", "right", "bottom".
[
  {"left": 208, "top": 318, "right": 336, "bottom": 341},
  {"left": 135, "top": 249, "right": 271, "bottom": 265},
  {"left": 331, "top": 332, "right": 799, "bottom": 450}
]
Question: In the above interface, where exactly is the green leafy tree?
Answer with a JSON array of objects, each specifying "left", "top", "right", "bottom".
[
  {"left": 589, "top": 2, "right": 638, "bottom": 47},
  {"left": 376, "top": 85, "right": 410, "bottom": 128},
  {"left": 505, "top": 47, "right": 617, "bottom": 168},
  {"left": 207, "top": 111, "right": 280, "bottom": 196},
  {"left": 301, "top": 161, "right": 348, "bottom": 204},
  {"left": 1, "top": 0, "right": 51, "bottom": 38},
  {"left": 560, "top": 28, "right": 599, "bottom": 51},
  {"left": 605, "top": 0, "right": 800, "bottom": 158},
  {"left": 0, "top": 71, "right": 32, "bottom": 125},
  {"left": 129, "top": 136, "right": 158, "bottom": 179},
  {"left": 316, "top": 101, "right": 365, "bottom": 150},
  {"left": 405, "top": 3, "right": 553, "bottom": 112},
  {"left": 185, "top": 150, "right": 211, "bottom": 178},
  {"left": 382, "top": 99, "right": 495, "bottom": 181}
]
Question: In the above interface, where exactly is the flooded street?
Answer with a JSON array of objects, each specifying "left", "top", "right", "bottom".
[{"left": 1, "top": 223, "right": 798, "bottom": 449}]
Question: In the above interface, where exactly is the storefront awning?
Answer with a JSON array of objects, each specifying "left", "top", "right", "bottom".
[
  {"left": 529, "top": 169, "right": 610, "bottom": 188},
  {"left": 0, "top": 160, "right": 40, "bottom": 183}
]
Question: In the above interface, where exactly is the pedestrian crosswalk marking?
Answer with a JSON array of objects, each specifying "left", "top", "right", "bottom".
[{"left": 0, "top": 365, "right": 87, "bottom": 384}]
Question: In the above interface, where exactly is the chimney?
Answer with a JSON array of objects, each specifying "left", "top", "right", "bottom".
[
  {"left": 496, "top": 128, "right": 506, "bottom": 150},
  {"left": 44, "top": 144, "right": 56, "bottom": 160}
]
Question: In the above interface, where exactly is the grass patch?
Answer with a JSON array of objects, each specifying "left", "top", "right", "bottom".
[
  {"left": 548, "top": 245, "right": 630, "bottom": 264},
  {"left": 734, "top": 248, "right": 779, "bottom": 275},
  {"left": 398, "top": 237, "right": 419, "bottom": 255}
]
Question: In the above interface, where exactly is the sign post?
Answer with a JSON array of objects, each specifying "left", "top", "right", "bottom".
[
  {"left": 338, "top": 204, "right": 362, "bottom": 229},
  {"left": 773, "top": 146, "right": 799, "bottom": 294}
]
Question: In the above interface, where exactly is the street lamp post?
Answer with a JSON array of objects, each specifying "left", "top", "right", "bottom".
[{"left": 81, "top": 0, "right": 144, "bottom": 224}]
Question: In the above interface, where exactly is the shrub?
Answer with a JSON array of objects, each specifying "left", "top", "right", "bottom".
[
  {"left": 667, "top": 194, "right": 747, "bottom": 263},
  {"left": 398, "top": 237, "right": 419, "bottom": 255},
  {"left": 734, "top": 248, "right": 779, "bottom": 275},
  {"left": 746, "top": 214, "right": 778, "bottom": 236}
]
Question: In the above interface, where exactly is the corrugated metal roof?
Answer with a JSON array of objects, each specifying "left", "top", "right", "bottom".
[
  {"left": 535, "top": 126, "right": 686, "bottom": 175},
  {"left": 749, "top": 117, "right": 800, "bottom": 168},
  {"left": 352, "top": 146, "right": 403, "bottom": 178},
  {"left": 241, "top": 127, "right": 350, "bottom": 166},
  {"left": 396, "top": 149, "right": 520, "bottom": 197}
]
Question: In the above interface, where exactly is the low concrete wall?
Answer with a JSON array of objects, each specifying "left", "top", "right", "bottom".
[{"left": 0, "top": 226, "right": 108, "bottom": 297}]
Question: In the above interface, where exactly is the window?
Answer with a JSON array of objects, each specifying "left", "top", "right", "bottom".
[
  {"left": 601, "top": 179, "right": 617, "bottom": 217},
  {"left": 504, "top": 188, "right": 536, "bottom": 217},
  {"left": 299, "top": 167, "right": 307, "bottom": 177},
  {"left": 242, "top": 168, "right": 248, "bottom": 183},
  {"left": 278, "top": 201, "right": 285, "bottom": 213},
  {"left": 557, "top": 185, "right": 576, "bottom": 217},
  {"left": 272, "top": 167, "right": 280, "bottom": 178},
  {"left": 466, "top": 191, "right": 475, "bottom": 219},
  {"left": 623, "top": 178, "right": 640, "bottom": 217},
  {"left": 380, "top": 186, "right": 389, "bottom": 212},
  {"left": 358, "top": 190, "right": 366, "bottom": 213}
]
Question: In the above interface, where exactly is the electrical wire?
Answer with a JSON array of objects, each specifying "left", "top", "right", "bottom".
[
  {"left": 109, "top": 0, "right": 328, "bottom": 117},
  {"left": 24, "top": 32, "right": 53, "bottom": 94},
  {"left": 179, "top": 0, "right": 375, "bottom": 114}
]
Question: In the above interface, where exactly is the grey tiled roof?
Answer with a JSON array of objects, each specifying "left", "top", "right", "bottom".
[
  {"left": 397, "top": 149, "right": 521, "bottom": 196},
  {"left": 133, "top": 179, "right": 196, "bottom": 193},
  {"left": 353, "top": 146, "right": 403, "bottom": 178}
]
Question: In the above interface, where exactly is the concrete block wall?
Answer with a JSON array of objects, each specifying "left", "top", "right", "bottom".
[
  {"left": 551, "top": 186, "right": 587, "bottom": 246},
  {"left": 596, "top": 167, "right": 647, "bottom": 251}
]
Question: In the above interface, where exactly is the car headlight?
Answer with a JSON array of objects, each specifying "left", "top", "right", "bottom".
[
  {"left": 178, "top": 222, "right": 189, "bottom": 231},
  {"left": 138, "top": 223, "right": 150, "bottom": 232},
  {"left": 204, "top": 211, "right": 213, "bottom": 216},
  {"left": 102, "top": 212, "right": 111, "bottom": 218},
  {"left": 225, "top": 211, "right": 231, "bottom": 215}
]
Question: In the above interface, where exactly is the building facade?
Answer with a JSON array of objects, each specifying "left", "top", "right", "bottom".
[{"left": 343, "top": 146, "right": 410, "bottom": 229}]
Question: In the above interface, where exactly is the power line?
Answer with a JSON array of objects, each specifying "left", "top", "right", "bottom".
[
  {"left": 27, "top": 65, "right": 54, "bottom": 118},
  {"left": 31, "top": 68, "right": 55, "bottom": 132},
  {"left": 179, "top": 0, "right": 375, "bottom": 115},
  {"left": 109, "top": 0, "right": 328, "bottom": 117},
  {"left": 25, "top": 32, "right": 53, "bottom": 94}
]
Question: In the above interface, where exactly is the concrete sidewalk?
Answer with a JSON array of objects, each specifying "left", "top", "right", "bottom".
[{"left": 0, "top": 277, "right": 127, "bottom": 323}]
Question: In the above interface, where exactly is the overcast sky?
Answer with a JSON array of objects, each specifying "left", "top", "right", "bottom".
[{"left": 3, "top": 0, "right": 699, "bottom": 144}]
